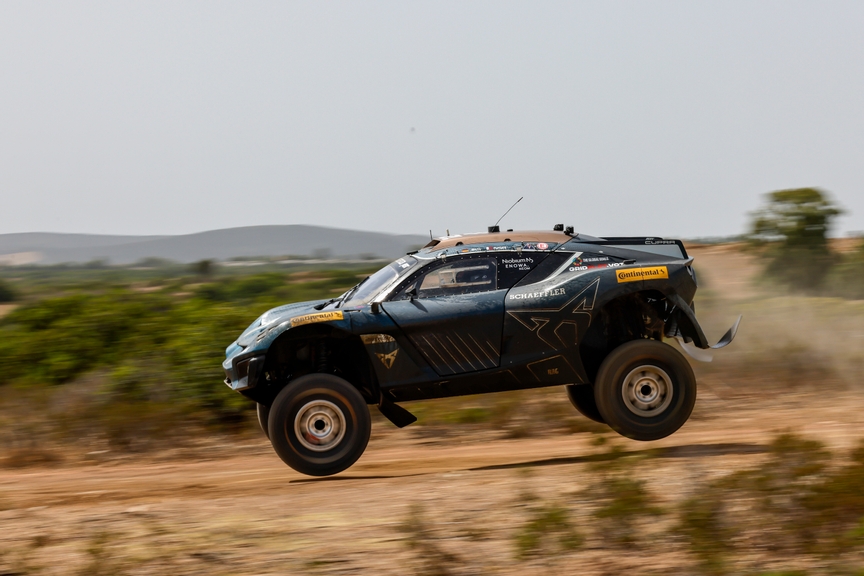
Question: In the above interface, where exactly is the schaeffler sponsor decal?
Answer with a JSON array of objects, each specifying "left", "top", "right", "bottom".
[
  {"left": 509, "top": 288, "right": 566, "bottom": 300},
  {"left": 615, "top": 266, "right": 669, "bottom": 283},
  {"left": 289, "top": 311, "right": 345, "bottom": 327},
  {"left": 502, "top": 257, "right": 534, "bottom": 270}
]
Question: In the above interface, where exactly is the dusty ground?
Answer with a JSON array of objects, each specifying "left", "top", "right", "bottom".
[
  {"left": 0, "top": 304, "right": 15, "bottom": 320},
  {"left": 2, "top": 245, "right": 864, "bottom": 575},
  {"left": 2, "top": 391, "right": 863, "bottom": 576}
]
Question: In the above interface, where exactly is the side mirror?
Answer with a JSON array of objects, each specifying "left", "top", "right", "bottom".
[{"left": 370, "top": 301, "right": 380, "bottom": 314}]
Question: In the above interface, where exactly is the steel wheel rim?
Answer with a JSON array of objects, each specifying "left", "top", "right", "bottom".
[
  {"left": 294, "top": 399, "right": 347, "bottom": 452},
  {"left": 621, "top": 364, "right": 673, "bottom": 417}
]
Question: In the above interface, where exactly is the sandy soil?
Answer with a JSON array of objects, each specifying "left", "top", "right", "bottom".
[{"left": 2, "top": 389, "right": 863, "bottom": 575}]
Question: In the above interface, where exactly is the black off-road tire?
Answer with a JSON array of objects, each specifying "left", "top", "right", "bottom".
[
  {"left": 256, "top": 402, "right": 271, "bottom": 440},
  {"left": 594, "top": 340, "right": 696, "bottom": 441},
  {"left": 565, "top": 384, "right": 605, "bottom": 424},
  {"left": 268, "top": 373, "right": 371, "bottom": 476}
]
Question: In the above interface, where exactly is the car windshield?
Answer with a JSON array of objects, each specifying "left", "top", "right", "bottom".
[{"left": 340, "top": 256, "right": 419, "bottom": 307}]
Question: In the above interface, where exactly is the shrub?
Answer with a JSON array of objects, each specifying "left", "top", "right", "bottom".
[
  {"left": 399, "top": 504, "right": 462, "bottom": 576},
  {"left": 589, "top": 447, "right": 664, "bottom": 545},
  {"left": 0, "top": 279, "right": 15, "bottom": 303},
  {"left": 749, "top": 188, "right": 843, "bottom": 290},
  {"left": 515, "top": 503, "right": 582, "bottom": 558}
]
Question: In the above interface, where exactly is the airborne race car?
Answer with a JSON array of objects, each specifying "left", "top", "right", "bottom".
[{"left": 223, "top": 226, "right": 739, "bottom": 476}]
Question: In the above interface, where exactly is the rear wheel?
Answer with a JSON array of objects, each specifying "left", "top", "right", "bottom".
[
  {"left": 594, "top": 339, "right": 696, "bottom": 441},
  {"left": 268, "top": 373, "right": 371, "bottom": 476},
  {"left": 565, "top": 384, "right": 605, "bottom": 424},
  {"left": 256, "top": 402, "right": 271, "bottom": 440}
]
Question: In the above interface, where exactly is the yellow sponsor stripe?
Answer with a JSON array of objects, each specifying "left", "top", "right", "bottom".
[
  {"left": 615, "top": 266, "right": 669, "bottom": 283},
  {"left": 289, "top": 311, "right": 345, "bottom": 327}
]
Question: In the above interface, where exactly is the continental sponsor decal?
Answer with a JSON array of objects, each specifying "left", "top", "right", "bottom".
[
  {"left": 616, "top": 266, "right": 668, "bottom": 283},
  {"left": 289, "top": 311, "right": 344, "bottom": 327}
]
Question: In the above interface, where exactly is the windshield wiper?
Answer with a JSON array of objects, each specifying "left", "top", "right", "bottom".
[
  {"left": 337, "top": 276, "right": 369, "bottom": 308},
  {"left": 313, "top": 298, "right": 338, "bottom": 310}
]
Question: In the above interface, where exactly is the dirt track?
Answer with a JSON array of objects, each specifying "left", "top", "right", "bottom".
[
  {"left": 2, "top": 245, "right": 864, "bottom": 574},
  {"left": 2, "top": 385, "right": 863, "bottom": 575}
]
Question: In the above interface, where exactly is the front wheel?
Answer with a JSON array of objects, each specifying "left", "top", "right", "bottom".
[
  {"left": 268, "top": 373, "right": 371, "bottom": 476},
  {"left": 594, "top": 340, "right": 696, "bottom": 441}
]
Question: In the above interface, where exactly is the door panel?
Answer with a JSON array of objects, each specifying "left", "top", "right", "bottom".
[{"left": 382, "top": 290, "right": 506, "bottom": 376}]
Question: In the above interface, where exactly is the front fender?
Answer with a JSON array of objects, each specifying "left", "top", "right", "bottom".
[
  {"left": 223, "top": 310, "right": 353, "bottom": 391},
  {"left": 244, "top": 310, "right": 351, "bottom": 354}
]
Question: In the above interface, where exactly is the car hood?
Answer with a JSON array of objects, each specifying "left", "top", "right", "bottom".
[{"left": 229, "top": 299, "right": 330, "bottom": 354}]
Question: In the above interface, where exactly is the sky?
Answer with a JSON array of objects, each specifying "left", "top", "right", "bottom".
[{"left": 1, "top": 1, "right": 863, "bottom": 239}]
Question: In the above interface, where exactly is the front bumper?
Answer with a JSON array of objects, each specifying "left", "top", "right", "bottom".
[{"left": 223, "top": 354, "right": 266, "bottom": 392}]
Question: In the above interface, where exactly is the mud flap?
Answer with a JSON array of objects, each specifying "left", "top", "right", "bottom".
[
  {"left": 377, "top": 395, "right": 417, "bottom": 428},
  {"left": 675, "top": 315, "right": 742, "bottom": 363},
  {"left": 711, "top": 315, "right": 742, "bottom": 349}
]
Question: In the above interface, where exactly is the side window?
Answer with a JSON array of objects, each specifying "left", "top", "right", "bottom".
[
  {"left": 513, "top": 252, "right": 570, "bottom": 287},
  {"left": 393, "top": 257, "right": 498, "bottom": 299},
  {"left": 497, "top": 252, "right": 547, "bottom": 289}
]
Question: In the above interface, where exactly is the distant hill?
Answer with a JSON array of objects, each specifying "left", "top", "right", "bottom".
[{"left": 0, "top": 226, "right": 430, "bottom": 265}]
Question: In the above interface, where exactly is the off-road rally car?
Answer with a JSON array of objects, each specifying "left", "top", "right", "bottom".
[{"left": 223, "top": 225, "right": 740, "bottom": 476}]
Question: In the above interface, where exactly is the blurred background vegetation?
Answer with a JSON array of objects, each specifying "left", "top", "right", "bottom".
[
  {"left": 0, "top": 187, "right": 862, "bottom": 460},
  {"left": 749, "top": 187, "right": 864, "bottom": 296},
  {"left": 0, "top": 262, "right": 378, "bottom": 456}
]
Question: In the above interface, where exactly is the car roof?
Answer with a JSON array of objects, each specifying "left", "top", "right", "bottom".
[{"left": 423, "top": 230, "right": 572, "bottom": 250}]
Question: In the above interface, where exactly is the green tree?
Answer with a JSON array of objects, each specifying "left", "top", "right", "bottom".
[
  {"left": 0, "top": 279, "right": 16, "bottom": 303},
  {"left": 749, "top": 188, "right": 843, "bottom": 290},
  {"left": 191, "top": 259, "right": 213, "bottom": 276}
]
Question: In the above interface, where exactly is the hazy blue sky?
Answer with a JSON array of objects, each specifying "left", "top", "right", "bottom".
[{"left": 1, "top": 1, "right": 862, "bottom": 239}]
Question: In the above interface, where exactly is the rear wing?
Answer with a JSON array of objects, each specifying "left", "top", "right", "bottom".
[{"left": 576, "top": 237, "right": 688, "bottom": 259}]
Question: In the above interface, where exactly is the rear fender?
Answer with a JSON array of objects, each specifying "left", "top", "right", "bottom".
[{"left": 666, "top": 293, "right": 709, "bottom": 349}]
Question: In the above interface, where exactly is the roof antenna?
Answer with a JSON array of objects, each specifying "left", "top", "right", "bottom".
[
  {"left": 429, "top": 229, "right": 433, "bottom": 240},
  {"left": 489, "top": 196, "right": 523, "bottom": 233}
]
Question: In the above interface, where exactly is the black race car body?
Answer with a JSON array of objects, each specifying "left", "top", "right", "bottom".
[{"left": 222, "top": 228, "right": 739, "bottom": 475}]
